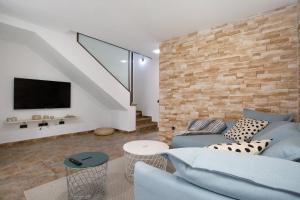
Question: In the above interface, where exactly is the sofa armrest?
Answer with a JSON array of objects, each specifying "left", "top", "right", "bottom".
[
  {"left": 164, "top": 148, "right": 300, "bottom": 200},
  {"left": 134, "top": 162, "right": 233, "bottom": 200}
]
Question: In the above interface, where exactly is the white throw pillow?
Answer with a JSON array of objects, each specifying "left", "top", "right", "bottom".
[
  {"left": 224, "top": 118, "right": 269, "bottom": 142},
  {"left": 207, "top": 139, "right": 272, "bottom": 155}
]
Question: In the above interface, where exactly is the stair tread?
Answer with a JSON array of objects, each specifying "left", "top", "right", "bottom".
[
  {"left": 136, "top": 116, "right": 151, "bottom": 121},
  {"left": 135, "top": 110, "right": 157, "bottom": 131},
  {"left": 137, "top": 122, "right": 158, "bottom": 128}
]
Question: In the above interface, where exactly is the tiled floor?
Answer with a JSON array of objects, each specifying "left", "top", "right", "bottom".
[{"left": 0, "top": 131, "right": 159, "bottom": 200}]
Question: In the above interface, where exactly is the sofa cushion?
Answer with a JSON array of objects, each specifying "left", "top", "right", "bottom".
[
  {"left": 224, "top": 118, "right": 269, "bottom": 142},
  {"left": 262, "top": 136, "right": 300, "bottom": 161},
  {"left": 253, "top": 122, "right": 300, "bottom": 144},
  {"left": 207, "top": 139, "right": 272, "bottom": 155},
  {"left": 172, "top": 134, "right": 232, "bottom": 148},
  {"left": 163, "top": 148, "right": 300, "bottom": 200},
  {"left": 243, "top": 108, "right": 293, "bottom": 122}
]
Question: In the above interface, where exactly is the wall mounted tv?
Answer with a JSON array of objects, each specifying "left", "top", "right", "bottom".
[{"left": 14, "top": 78, "right": 71, "bottom": 109}]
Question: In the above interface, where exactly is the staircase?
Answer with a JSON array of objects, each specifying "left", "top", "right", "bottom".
[{"left": 136, "top": 111, "right": 158, "bottom": 132}]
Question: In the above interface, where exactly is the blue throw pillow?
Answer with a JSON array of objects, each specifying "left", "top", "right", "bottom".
[
  {"left": 253, "top": 122, "right": 300, "bottom": 144},
  {"left": 262, "top": 136, "right": 300, "bottom": 161},
  {"left": 243, "top": 108, "right": 293, "bottom": 122}
]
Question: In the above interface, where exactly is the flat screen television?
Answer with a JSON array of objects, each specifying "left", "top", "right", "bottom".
[{"left": 14, "top": 78, "right": 71, "bottom": 109}]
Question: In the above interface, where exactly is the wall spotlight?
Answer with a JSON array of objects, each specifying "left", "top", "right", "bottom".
[
  {"left": 139, "top": 57, "right": 146, "bottom": 65},
  {"left": 153, "top": 49, "right": 160, "bottom": 54}
]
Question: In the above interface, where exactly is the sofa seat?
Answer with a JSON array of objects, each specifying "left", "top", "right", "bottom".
[{"left": 172, "top": 134, "right": 232, "bottom": 148}]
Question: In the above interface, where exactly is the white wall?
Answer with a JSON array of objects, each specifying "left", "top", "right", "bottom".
[
  {"left": 0, "top": 14, "right": 130, "bottom": 110},
  {"left": 0, "top": 40, "right": 112, "bottom": 144},
  {"left": 133, "top": 53, "right": 159, "bottom": 122}
]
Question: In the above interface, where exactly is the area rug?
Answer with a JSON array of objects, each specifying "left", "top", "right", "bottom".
[{"left": 24, "top": 157, "right": 133, "bottom": 200}]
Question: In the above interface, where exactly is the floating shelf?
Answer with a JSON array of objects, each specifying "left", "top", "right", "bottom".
[{"left": 4, "top": 116, "right": 79, "bottom": 125}]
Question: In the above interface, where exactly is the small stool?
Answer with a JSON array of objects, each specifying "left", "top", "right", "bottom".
[{"left": 64, "top": 152, "right": 108, "bottom": 200}]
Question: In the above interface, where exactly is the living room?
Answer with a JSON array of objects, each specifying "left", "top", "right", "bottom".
[{"left": 1, "top": 0, "right": 300, "bottom": 200}]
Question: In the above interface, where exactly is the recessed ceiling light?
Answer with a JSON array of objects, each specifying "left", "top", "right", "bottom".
[
  {"left": 120, "top": 60, "right": 127, "bottom": 63},
  {"left": 153, "top": 49, "right": 160, "bottom": 54}
]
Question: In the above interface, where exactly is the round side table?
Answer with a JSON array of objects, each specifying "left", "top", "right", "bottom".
[
  {"left": 123, "top": 140, "right": 169, "bottom": 182},
  {"left": 64, "top": 152, "right": 108, "bottom": 200}
]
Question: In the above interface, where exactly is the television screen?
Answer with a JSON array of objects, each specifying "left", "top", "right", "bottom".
[{"left": 14, "top": 78, "right": 71, "bottom": 109}]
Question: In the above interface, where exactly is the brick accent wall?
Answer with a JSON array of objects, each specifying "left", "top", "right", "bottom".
[
  {"left": 298, "top": 1, "right": 300, "bottom": 121},
  {"left": 159, "top": 5, "right": 299, "bottom": 144}
]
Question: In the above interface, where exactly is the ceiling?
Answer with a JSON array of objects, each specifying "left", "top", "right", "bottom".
[{"left": 0, "top": 0, "right": 296, "bottom": 57}]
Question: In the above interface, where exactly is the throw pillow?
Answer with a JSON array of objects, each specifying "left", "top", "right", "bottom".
[
  {"left": 224, "top": 118, "right": 269, "bottom": 142},
  {"left": 262, "top": 136, "right": 300, "bottom": 161},
  {"left": 187, "top": 119, "right": 214, "bottom": 131},
  {"left": 207, "top": 139, "right": 272, "bottom": 155}
]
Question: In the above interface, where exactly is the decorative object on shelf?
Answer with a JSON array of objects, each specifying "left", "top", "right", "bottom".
[
  {"left": 6, "top": 117, "right": 18, "bottom": 122},
  {"left": 20, "top": 122, "right": 27, "bottom": 129},
  {"left": 4, "top": 115, "right": 79, "bottom": 129},
  {"left": 65, "top": 114, "right": 76, "bottom": 118},
  {"left": 94, "top": 128, "right": 115, "bottom": 136},
  {"left": 32, "top": 115, "right": 42, "bottom": 120}
]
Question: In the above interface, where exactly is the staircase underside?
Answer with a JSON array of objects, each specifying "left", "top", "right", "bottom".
[
  {"left": 0, "top": 20, "right": 130, "bottom": 110},
  {"left": 0, "top": 16, "right": 137, "bottom": 132}
]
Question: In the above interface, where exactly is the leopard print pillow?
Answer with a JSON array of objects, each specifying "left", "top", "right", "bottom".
[
  {"left": 207, "top": 139, "right": 272, "bottom": 155},
  {"left": 224, "top": 118, "right": 269, "bottom": 142}
]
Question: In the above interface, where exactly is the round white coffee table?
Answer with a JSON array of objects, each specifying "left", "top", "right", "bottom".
[{"left": 123, "top": 140, "right": 169, "bottom": 182}]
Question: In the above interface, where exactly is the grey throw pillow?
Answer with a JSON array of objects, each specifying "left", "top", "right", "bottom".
[{"left": 262, "top": 136, "right": 300, "bottom": 161}]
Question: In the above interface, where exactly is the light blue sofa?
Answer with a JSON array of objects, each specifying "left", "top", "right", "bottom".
[
  {"left": 135, "top": 148, "right": 300, "bottom": 200},
  {"left": 134, "top": 113, "right": 300, "bottom": 200}
]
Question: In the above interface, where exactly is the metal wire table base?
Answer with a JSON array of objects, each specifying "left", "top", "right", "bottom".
[
  {"left": 124, "top": 151, "right": 167, "bottom": 183},
  {"left": 65, "top": 163, "right": 107, "bottom": 200}
]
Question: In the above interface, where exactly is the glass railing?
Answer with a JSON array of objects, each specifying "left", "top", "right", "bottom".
[{"left": 77, "top": 33, "right": 130, "bottom": 90}]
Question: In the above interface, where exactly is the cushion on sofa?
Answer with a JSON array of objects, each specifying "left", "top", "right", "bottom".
[
  {"left": 262, "top": 136, "right": 300, "bottom": 161},
  {"left": 243, "top": 108, "right": 293, "bottom": 122},
  {"left": 163, "top": 148, "right": 300, "bottom": 200},
  {"left": 187, "top": 119, "right": 214, "bottom": 131},
  {"left": 253, "top": 122, "right": 300, "bottom": 144},
  {"left": 207, "top": 139, "right": 272, "bottom": 155},
  {"left": 172, "top": 134, "right": 232, "bottom": 148},
  {"left": 224, "top": 118, "right": 269, "bottom": 142}
]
